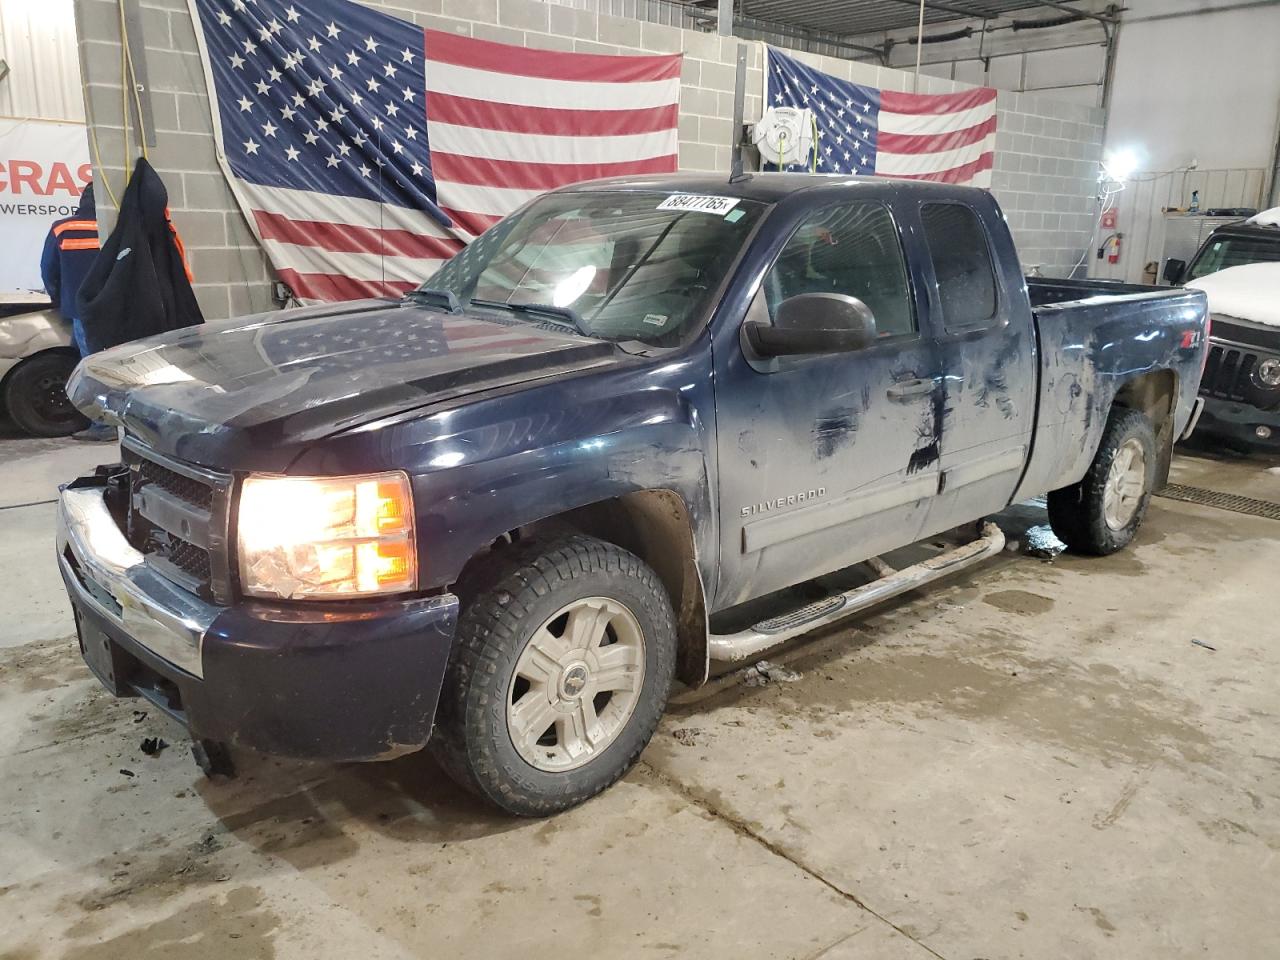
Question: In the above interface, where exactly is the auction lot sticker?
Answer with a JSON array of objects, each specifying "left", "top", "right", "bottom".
[{"left": 657, "top": 194, "right": 741, "bottom": 215}]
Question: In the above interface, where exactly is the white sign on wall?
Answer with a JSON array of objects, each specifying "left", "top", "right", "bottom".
[{"left": 0, "top": 118, "right": 92, "bottom": 294}]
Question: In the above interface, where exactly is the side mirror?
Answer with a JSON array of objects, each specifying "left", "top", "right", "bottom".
[
  {"left": 745, "top": 293, "right": 878, "bottom": 357},
  {"left": 1162, "top": 258, "right": 1186, "bottom": 285}
]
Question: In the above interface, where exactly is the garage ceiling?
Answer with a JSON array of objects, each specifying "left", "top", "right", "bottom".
[{"left": 684, "top": 0, "right": 1101, "bottom": 36}]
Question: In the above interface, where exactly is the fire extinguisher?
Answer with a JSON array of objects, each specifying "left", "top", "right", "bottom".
[{"left": 1096, "top": 233, "right": 1123, "bottom": 264}]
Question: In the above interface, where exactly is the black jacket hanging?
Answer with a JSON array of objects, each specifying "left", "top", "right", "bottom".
[{"left": 75, "top": 157, "right": 203, "bottom": 354}]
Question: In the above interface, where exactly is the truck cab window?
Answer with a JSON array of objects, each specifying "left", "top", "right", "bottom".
[
  {"left": 764, "top": 202, "right": 916, "bottom": 337},
  {"left": 920, "top": 203, "right": 998, "bottom": 330}
]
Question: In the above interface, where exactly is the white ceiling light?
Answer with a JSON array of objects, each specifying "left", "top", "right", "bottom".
[{"left": 1102, "top": 147, "right": 1140, "bottom": 182}]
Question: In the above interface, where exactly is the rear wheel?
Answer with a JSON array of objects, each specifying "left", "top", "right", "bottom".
[
  {"left": 1047, "top": 407, "right": 1156, "bottom": 555},
  {"left": 431, "top": 536, "right": 676, "bottom": 816},
  {"left": 4, "top": 352, "right": 89, "bottom": 437}
]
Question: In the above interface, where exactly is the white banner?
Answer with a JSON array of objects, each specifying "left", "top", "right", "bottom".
[{"left": 0, "top": 118, "right": 92, "bottom": 294}]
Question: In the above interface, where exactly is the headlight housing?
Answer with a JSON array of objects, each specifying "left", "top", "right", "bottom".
[
  {"left": 237, "top": 472, "right": 416, "bottom": 599},
  {"left": 1256, "top": 357, "right": 1280, "bottom": 388}
]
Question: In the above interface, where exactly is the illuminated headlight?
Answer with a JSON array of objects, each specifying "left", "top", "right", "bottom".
[
  {"left": 1256, "top": 358, "right": 1280, "bottom": 388},
  {"left": 237, "top": 472, "right": 416, "bottom": 599}
]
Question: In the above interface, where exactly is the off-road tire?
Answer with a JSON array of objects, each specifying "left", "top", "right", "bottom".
[
  {"left": 431, "top": 536, "right": 677, "bottom": 817},
  {"left": 1047, "top": 407, "right": 1156, "bottom": 555},
  {"left": 4, "top": 352, "right": 89, "bottom": 437}
]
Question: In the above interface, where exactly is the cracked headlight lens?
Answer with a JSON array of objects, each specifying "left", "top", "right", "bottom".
[{"left": 237, "top": 472, "right": 416, "bottom": 599}]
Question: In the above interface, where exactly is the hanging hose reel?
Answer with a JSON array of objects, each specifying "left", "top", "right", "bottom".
[{"left": 752, "top": 106, "right": 816, "bottom": 168}]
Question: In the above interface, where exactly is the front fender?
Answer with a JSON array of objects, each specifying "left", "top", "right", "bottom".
[
  {"left": 0, "top": 309, "right": 73, "bottom": 360},
  {"left": 415, "top": 414, "right": 714, "bottom": 592},
  {"left": 288, "top": 346, "right": 720, "bottom": 599}
]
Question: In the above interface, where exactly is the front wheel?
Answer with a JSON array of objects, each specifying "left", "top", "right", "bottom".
[
  {"left": 431, "top": 536, "right": 677, "bottom": 816},
  {"left": 4, "top": 352, "right": 89, "bottom": 437},
  {"left": 1047, "top": 407, "right": 1157, "bottom": 555}
]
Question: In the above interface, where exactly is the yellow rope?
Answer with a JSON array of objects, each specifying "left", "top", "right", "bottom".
[
  {"left": 86, "top": 121, "right": 121, "bottom": 209},
  {"left": 85, "top": 0, "right": 149, "bottom": 207},
  {"left": 118, "top": 1, "right": 131, "bottom": 182}
]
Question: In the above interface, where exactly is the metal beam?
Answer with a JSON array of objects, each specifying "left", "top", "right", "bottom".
[
  {"left": 878, "top": 0, "right": 1118, "bottom": 31},
  {"left": 1030, "top": 1, "right": 1118, "bottom": 25},
  {"left": 879, "top": 0, "right": 1005, "bottom": 22},
  {"left": 122, "top": 0, "right": 156, "bottom": 148},
  {"left": 906, "top": 36, "right": 1110, "bottom": 69},
  {"left": 1100, "top": 19, "right": 1119, "bottom": 113},
  {"left": 687, "top": 9, "right": 887, "bottom": 59},
  {"left": 1125, "top": 0, "right": 1279, "bottom": 23}
]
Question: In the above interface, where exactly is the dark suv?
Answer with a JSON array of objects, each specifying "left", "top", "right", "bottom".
[{"left": 1167, "top": 218, "right": 1280, "bottom": 450}]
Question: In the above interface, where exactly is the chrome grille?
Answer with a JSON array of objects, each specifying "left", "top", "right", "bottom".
[
  {"left": 134, "top": 456, "right": 214, "bottom": 510},
  {"left": 122, "top": 438, "right": 231, "bottom": 603},
  {"left": 153, "top": 533, "right": 214, "bottom": 585}
]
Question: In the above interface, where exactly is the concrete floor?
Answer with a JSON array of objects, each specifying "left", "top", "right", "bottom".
[{"left": 1, "top": 423, "right": 1278, "bottom": 959}]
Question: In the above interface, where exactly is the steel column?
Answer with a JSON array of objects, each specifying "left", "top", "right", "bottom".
[
  {"left": 718, "top": 0, "right": 733, "bottom": 36},
  {"left": 731, "top": 41, "right": 747, "bottom": 178}
]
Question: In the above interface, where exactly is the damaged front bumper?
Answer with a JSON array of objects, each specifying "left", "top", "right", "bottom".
[{"left": 56, "top": 473, "right": 460, "bottom": 761}]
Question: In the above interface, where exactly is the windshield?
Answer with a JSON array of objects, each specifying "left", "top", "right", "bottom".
[
  {"left": 1187, "top": 234, "right": 1280, "bottom": 280},
  {"left": 419, "top": 191, "right": 767, "bottom": 347}
]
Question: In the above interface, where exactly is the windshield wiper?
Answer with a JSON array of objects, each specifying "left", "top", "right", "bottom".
[
  {"left": 406, "top": 287, "right": 462, "bottom": 314},
  {"left": 470, "top": 298, "right": 590, "bottom": 337}
]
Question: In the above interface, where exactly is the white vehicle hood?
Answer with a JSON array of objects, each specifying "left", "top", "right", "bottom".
[
  {"left": 1186, "top": 262, "right": 1280, "bottom": 328},
  {"left": 1246, "top": 207, "right": 1280, "bottom": 227}
]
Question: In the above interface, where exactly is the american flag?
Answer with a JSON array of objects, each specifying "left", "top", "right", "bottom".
[
  {"left": 190, "top": 0, "right": 681, "bottom": 302},
  {"left": 765, "top": 47, "right": 997, "bottom": 187}
]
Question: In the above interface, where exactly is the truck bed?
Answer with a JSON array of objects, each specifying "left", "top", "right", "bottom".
[
  {"left": 1014, "top": 276, "right": 1208, "bottom": 501},
  {"left": 1027, "top": 275, "right": 1179, "bottom": 307}
]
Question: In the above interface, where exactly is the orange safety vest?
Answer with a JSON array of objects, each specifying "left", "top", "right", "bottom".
[{"left": 54, "top": 218, "right": 100, "bottom": 252}]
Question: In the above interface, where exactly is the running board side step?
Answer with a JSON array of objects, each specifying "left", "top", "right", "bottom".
[{"left": 707, "top": 522, "right": 1006, "bottom": 663}]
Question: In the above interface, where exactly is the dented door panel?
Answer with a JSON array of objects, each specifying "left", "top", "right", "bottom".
[
  {"left": 911, "top": 199, "right": 1039, "bottom": 536},
  {"left": 712, "top": 302, "right": 941, "bottom": 609},
  {"left": 708, "top": 190, "right": 944, "bottom": 611}
]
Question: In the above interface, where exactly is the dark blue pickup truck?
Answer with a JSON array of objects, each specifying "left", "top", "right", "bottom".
[{"left": 58, "top": 174, "right": 1208, "bottom": 815}]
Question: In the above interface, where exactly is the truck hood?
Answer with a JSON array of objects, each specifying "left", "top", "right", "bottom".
[{"left": 68, "top": 299, "right": 617, "bottom": 471}]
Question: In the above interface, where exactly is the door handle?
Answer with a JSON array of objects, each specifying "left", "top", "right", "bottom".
[{"left": 886, "top": 378, "right": 937, "bottom": 401}]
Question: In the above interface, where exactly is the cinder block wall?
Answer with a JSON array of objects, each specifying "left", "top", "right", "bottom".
[
  {"left": 991, "top": 97, "right": 1105, "bottom": 275},
  {"left": 74, "top": 0, "right": 277, "bottom": 319},
  {"left": 727, "top": 43, "right": 1105, "bottom": 277},
  {"left": 73, "top": 0, "right": 1104, "bottom": 320}
]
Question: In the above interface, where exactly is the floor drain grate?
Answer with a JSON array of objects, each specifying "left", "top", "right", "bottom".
[{"left": 1155, "top": 483, "right": 1280, "bottom": 521}]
